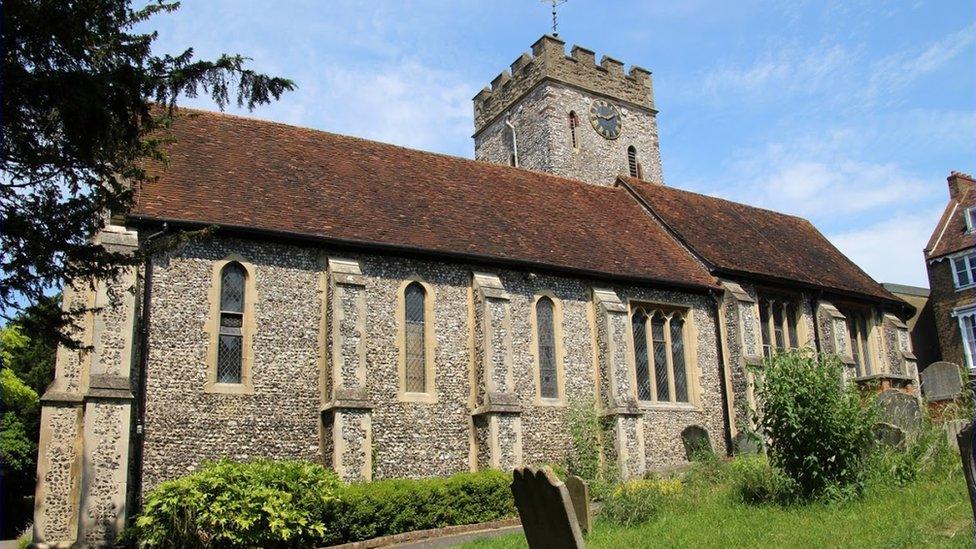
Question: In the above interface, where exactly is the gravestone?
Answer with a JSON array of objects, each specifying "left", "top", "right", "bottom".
[
  {"left": 922, "top": 361, "right": 965, "bottom": 402},
  {"left": 877, "top": 390, "right": 921, "bottom": 433},
  {"left": 681, "top": 425, "right": 713, "bottom": 460},
  {"left": 871, "top": 422, "right": 905, "bottom": 450},
  {"left": 732, "top": 431, "right": 760, "bottom": 455},
  {"left": 956, "top": 420, "right": 976, "bottom": 531},
  {"left": 511, "top": 467, "right": 585, "bottom": 549},
  {"left": 565, "top": 475, "right": 591, "bottom": 535}
]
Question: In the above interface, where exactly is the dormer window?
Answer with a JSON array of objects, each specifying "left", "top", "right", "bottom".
[{"left": 966, "top": 207, "right": 976, "bottom": 233}]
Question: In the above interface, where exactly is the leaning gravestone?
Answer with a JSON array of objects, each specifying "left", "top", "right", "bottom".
[
  {"left": 565, "top": 475, "right": 591, "bottom": 535},
  {"left": 877, "top": 390, "right": 921, "bottom": 433},
  {"left": 922, "top": 361, "right": 965, "bottom": 402},
  {"left": 511, "top": 467, "right": 585, "bottom": 549},
  {"left": 871, "top": 422, "right": 905, "bottom": 450}
]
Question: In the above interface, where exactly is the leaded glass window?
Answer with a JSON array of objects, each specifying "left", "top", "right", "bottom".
[
  {"left": 537, "top": 297, "right": 558, "bottom": 399},
  {"left": 671, "top": 317, "right": 688, "bottom": 403},
  {"left": 632, "top": 310, "right": 651, "bottom": 401},
  {"left": 759, "top": 295, "right": 800, "bottom": 357},
  {"left": 631, "top": 306, "right": 691, "bottom": 404},
  {"left": 843, "top": 308, "right": 875, "bottom": 378},
  {"left": 651, "top": 314, "right": 670, "bottom": 402},
  {"left": 217, "top": 262, "right": 245, "bottom": 383},
  {"left": 404, "top": 282, "right": 427, "bottom": 393}
]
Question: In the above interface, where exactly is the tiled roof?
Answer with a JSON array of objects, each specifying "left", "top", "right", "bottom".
[
  {"left": 620, "top": 177, "right": 901, "bottom": 303},
  {"left": 925, "top": 173, "right": 975, "bottom": 260},
  {"left": 130, "top": 109, "right": 718, "bottom": 290}
]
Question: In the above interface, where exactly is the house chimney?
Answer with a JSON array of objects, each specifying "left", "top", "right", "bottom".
[{"left": 948, "top": 171, "right": 975, "bottom": 200}]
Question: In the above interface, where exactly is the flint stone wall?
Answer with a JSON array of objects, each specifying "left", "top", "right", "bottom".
[
  {"left": 141, "top": 236, "right": 725, "bottom": 490},
  {"left": 475, "top": 81, "right": 663, "bottom": 186}
]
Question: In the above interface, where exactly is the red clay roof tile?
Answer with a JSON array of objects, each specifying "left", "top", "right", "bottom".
[
  {"left": 620, "top": 177, "right": 900, "bottom": 303},
  {"left": 131, "top": 109, "right": 719, "bottom": 290}
]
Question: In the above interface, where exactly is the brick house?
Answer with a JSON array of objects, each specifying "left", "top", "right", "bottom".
[
  {"left": 924, "top": 171, "right": 976, "bottom": 371},
  {"left": 33, "top": 35, "right": 917, "bottom": 546}
]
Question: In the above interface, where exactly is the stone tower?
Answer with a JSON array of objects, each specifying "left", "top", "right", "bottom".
[{"left": 473, "top": 35, "right": 663, "bottom": 186}]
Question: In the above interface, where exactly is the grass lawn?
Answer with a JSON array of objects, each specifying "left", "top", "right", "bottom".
[{"left": 463, "top": 469, "right": 972, "bottom": 548}]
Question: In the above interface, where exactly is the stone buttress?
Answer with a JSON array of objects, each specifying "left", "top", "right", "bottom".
[
  {"left": 33, "top": 225, "right": 140, "bottom": 547},
  {"left": 470, "top": 272, "right": 523, "bottom": 470},
  {"left": 320, "top": 257, "right": 373, "bottom": 481},
  {"left": 591, "top": 287, "right": 646, "bottom": 480}
]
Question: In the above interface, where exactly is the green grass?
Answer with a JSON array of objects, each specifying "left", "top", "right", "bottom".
[{"left": 463, "top": 469, "right": 972, "bottom": 548}]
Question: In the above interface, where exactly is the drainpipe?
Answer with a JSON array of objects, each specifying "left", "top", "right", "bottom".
[
  {"left": 505, "top": 117, "right": 518, "bottom": 168},
  {"left": 709, "top": 289, "right": 734, "bottom": 456},
  {"left": 131, "top": 222, "right": 167, "bottom": 518}
]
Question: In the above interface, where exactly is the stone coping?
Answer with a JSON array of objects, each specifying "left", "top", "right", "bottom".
[{"left": 322, "top": 516, "right": 521, "bottom": 549}]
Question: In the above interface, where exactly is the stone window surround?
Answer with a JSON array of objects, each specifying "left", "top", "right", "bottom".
[
  {"left": 568, "top": 110, "right": 580, "bottom": 152},
  {"left": 203, "top": 254, "right": 256, "bottom": 395},
  {"left": 950, "top": 251, "right": 976, "bottom": 291},
  {"left": 953, "top": 305, "right": 976, "bottom": 371},
  {"left": 625, "top": 298, "right": 700, "bottom": 411},
  {"left": 755, "top": 290, "right": 806, "bottom": 356},
  {"left": 837, "top": 303, "right": 881, "bottom": 379},
  {"left": 396, "top": 276, "right": 437, "bottom": 404},
  {"left": 529, "top": 291, "right": 567, "bottom": 406}
]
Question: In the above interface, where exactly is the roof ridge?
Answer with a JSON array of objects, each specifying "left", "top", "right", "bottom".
[
  {"left": 172, "top": 106, "right": 621, "bottom": 194},
  {"left": 620, "top": 176, "right": 810, "bottom": 223}
]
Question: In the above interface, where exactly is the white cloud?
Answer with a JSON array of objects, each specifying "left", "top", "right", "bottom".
[
  {"left": 867, "top": 22, "right": 976, "bottom": 101},
  {"left": 828, "top": 208, "right": 944, "bottom": 286}
]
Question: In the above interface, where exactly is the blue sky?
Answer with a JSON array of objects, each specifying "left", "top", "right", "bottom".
[{"left": 147, "top": 0, "right": 976, "bottom": 287}]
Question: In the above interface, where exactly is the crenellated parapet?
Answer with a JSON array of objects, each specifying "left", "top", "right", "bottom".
[{"left": 473, "top": 35, "right": 655, "bottom": 134}]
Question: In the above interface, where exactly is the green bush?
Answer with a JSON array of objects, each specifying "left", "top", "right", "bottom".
[
  {"left": 729, "top": 455, "right": 796, "bottom": 504},
  {"left": 322, "top": 470, "right": 514, "bottom": 545},
  {"left": 134, "top": 462, "right": 515, "bottom": 548},
  {"left": 600, "top": 478, "right": 682, "bottom": 526},
  {"left": 751, "top": 351, "right": 875, "bottom": 500},
  {"left": 133, "top": 460, "right": 341, "bottom": 548}
]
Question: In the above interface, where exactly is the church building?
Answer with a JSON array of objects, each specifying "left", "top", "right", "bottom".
[{"left": 33, "top": 35, "right": 918, "bottom": 546}]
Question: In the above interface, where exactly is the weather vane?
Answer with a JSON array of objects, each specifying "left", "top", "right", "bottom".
[{"left": 541, "top": 0, "right": 568, "bottom": 37}]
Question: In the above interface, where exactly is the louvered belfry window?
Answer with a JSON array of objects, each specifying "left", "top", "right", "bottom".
[
  {"left": 627, "top": 146, "right": 639, "bottom": 178},
  {"left": 569, "top": 111, "right": 579, "bottom": 150},
  {"left": 217, "top": 262, "right": 246, "bottom": 383},
  {"left": 537, "top": 297, "right": 558, "bottom": 399},
  {"left": 404, "top": 282, "right": 427, "bottom": 393},
  {"left": 631, "top": 306, "right": 691, "bottom": 404}
]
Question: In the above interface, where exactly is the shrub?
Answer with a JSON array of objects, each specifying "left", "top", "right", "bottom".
[
  {"left": 600, "top": 478, "right": 682, "bottom": 526},
  {"left": 751, "top": 351, "right": 875, "bottom": 500},
  {"left": 565, "top": 396, "right": 601, "bottom": 481},
  {"left": 322, "top": 470, "right": 514, "bottom": 545},
  {"left": 133, "top": 460, "right": 341, "bottom": 548},
  {"left": 729, "top": 455, "right": 796, "bottom": 504}
]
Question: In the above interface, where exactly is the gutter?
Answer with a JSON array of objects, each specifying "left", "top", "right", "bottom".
[{"left": 132, "top": 222, "right": 168, "bottom": 517}]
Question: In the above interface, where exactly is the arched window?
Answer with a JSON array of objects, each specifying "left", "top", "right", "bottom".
[
  {"left": 631, "top": 309, "right": 651, "bottom": 401},
  {"left": 569, "top": 111, "right": 579, "bottom": 150},
  {"left": 217, "top": 262, "right": 246, "bottom": 383},
  {"left": 651, "top": 313, "right": 670, "bottom": 401},
  {"left": 670, "top": 316, "right": 688, "bottom": 402},
  {"left": 536, "top": 297, "right": 558, "bottom": 399},
  {"left": 403, "top": 282, "right": 427, "bottom": 393},
  {"left": 627, "top": 146, "right": 640, "bottom": 178}
]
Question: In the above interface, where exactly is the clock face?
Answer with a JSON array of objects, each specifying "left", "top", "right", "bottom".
[{"left": 589, "top": 100, "right": 622, "bottom": 139}]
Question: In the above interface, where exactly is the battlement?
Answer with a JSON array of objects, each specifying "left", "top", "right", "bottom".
[{"left": 473, "top": 35, "right": 654, "bottom": 134}]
